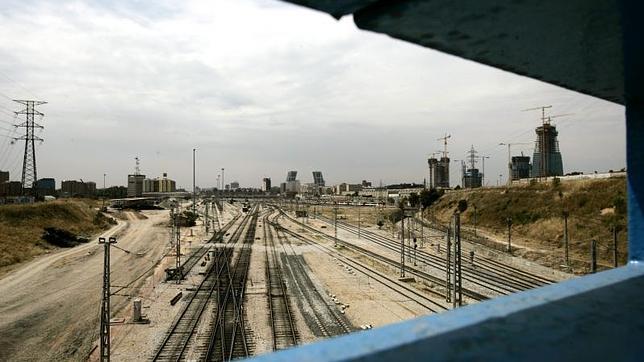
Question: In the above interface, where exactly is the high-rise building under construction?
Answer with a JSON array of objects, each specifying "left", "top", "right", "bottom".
[
  {"left": 512, "top": 155, "right": 532, "bottom": 180},
  {"left": 428, "top": 157, "right": 450, "bottom": 188},
  {"left": 531, "top": 123, "right": 563, "bottom": 178}
]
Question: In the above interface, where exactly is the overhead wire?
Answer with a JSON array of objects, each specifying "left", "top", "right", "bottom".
[
  {"left": 0, "top": 90, "right": 14, "bottom": 102},
  {"left": 0, "top": 70, "right": 41, "bottom": 100},
  {"left": 0, "top": 130, "right": 18, "bottom": 170}
]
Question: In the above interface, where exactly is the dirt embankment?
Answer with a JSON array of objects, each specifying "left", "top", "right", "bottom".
[
  {"left": 427, "top": 177, "right": 628, "bottom": 273},
  {"left": 0, "top": 199, "right": 113, "bottom": 276}
]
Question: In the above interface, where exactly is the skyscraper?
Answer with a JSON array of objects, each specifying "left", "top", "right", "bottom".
[
  {"left": 531, "top": 123, "right": 564, "bottom": 178},
  {"left": 312, "top": 171, "right": 325, "bottom": 186},
  {"left": 262, "top": 177, "right": 271, "bottom": 192},
  {"left": 428, "top": 157, "right": 450, "bottom": 188}
]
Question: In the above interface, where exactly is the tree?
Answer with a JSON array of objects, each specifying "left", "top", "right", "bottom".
[
  {"left": 613, "top": 194, "right": 627, "bottom": 215},
  {"left": 408, "top": 192, "right": 420, "bottom": 207},
  {"left": 387, "top": 209, "right": 403, "bottom": 224},
  {"left": 419, "top": 188, "right": 443, "bottom": 210},
  {"left": 457, "top": 199, "right": 468, "bottom": 213}
]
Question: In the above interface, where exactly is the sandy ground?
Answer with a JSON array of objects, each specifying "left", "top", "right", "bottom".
[
  {"left": 0, "top": 209, "right": 171, "bottom": 361},
  {"left": 276, "top": 215, "right": 436, "bottom": 328},
  {"left": 40, "top": 203, "right": 572, "bottom": 361},
  {"left": 105, "top": 203, "right": 240, "bottom": 361},
  {"left": 307, "top": 207, "right": 571, "bottom": 282},
  {"left": 281, "top": 210, "right": 570, "bottom": 305}
]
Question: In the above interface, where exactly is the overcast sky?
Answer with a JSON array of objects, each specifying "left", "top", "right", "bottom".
[{"left": 0, "top": 0, "right": 625, "bottom": 190}]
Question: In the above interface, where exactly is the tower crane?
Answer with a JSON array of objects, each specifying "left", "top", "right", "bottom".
[{"left": 437, "top": 134, "right": 451, "bottom": 158}]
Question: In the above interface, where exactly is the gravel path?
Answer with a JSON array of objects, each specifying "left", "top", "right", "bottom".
[{"left": 0, "top": 210, "right": 169, "bottom": 361}]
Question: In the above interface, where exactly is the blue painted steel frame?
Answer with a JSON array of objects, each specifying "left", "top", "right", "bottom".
[{"left": 250, "top": 1, "right": 644, "bottom": 360}]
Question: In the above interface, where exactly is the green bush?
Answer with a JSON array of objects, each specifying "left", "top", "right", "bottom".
[{"left": 457, "top": 199, "right": 468, "bottom": 213}]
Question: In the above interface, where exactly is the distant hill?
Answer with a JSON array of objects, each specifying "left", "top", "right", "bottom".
[
  {"left": 0, "top": 199, "right": 113, "bottom": 276},
  {"left": 425, "top": 176, "right": 627, "bottom": 274}
]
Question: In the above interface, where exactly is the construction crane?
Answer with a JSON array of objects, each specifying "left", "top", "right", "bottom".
[
  {"left": 522, "top": 105, "right": 552, "bottom": 125},
  {"left": 437, "top": 134, "right": 451, "bottom": 158},
  {"left": 545, "top": 113, "right": 574, "bottom": 124},
  {"left": 499, "top": 142, "right": 531, "bottom": 186}
]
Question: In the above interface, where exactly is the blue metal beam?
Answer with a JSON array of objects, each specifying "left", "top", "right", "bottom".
[
  {"left": 623, "top": 0, "right": 644, "bottom": 262},
  {"left": 252, "top": 265, "right": 644, "bottom": 361},
  {"left": 250, "top": 1, "right": 644, "bottom": 360}
]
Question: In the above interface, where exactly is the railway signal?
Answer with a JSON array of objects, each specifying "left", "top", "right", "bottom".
[{"left": 413, "top": 237, "right": 417, "bottom": 266}]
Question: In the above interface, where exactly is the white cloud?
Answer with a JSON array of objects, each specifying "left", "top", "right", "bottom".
[{"left": 0, "top": 0, "right": 625, "bottom": 189}]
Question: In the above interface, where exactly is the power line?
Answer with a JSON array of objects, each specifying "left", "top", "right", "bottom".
[
  {"left": 0, "top": 70, "right": 40, "bottom": 99},
  {"left": 0, "top": 137, "right": 19, "bottom": 171},
  {"left": 0, "top": 90, "right": 13, "bottom": 102},
  {"left": 0, "top": 108, "right": 16, "bottom": 119}
]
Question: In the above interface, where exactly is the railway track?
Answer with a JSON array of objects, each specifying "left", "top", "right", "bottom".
[
  {"left": 203, "top": 207, "right": 259, "bottom": 361},
  {"left": 209, "top": 212, "right": 242, "bottom": 243},
  {"left": 172, "top": 207, "right": 243, "bottom": 279},
  {"left": 276, "top": 210, "right": 491, "bottom": 301},
  {"left": 266, "top": 213, "right": 353, "bottom": 337},
  {"left": 412, "top": 216, "right": 555, "bottom": 285},
  {"left": 314, "top": 213, "right": 552, "bottom": 296},
  {"left": 263, "top": 215, "right": 299, "bottom": 351},
  {"left": 152, "top": 210, "right": 254, "bottom": 361},
  {"left": 270, "top": 211, "right": 450, "bottom": 311}
]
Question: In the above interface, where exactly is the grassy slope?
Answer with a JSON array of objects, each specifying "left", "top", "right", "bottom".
[
  {"left": 0, "top": 199, "right": 110, "bottom": 274},
  {"left": 428, "top": 177, "right": 628, "bottom": 273}
]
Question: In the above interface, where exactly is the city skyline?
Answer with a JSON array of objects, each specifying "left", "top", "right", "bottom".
[{"left": 0, "top": 0, "right": 625, "bottom": 190}]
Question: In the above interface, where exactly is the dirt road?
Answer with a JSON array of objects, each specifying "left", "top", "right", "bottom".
[{"left": 0, "top": 210, "right": 170, "bottom": 361}]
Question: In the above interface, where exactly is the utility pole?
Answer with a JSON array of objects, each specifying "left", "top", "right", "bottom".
[
  {"left": 563, "top": 211, "right": 569, "bottom": 266},
  {"left": 419, "top": 205, "right": 424, "bottom": 248},
  {"left": 400, "top": 212, "right": 406, "bottom": 277},
  {"left": 479, "top": 155, "right": 490, "bottom": 186},
  {"left": 473, "top": 205, "right": 478, "bottom": 237},
  {"left": 99, "top": 236, "right": 117, "bottom": 362},
  {"left": 13, "top": 100, "right": 46, "bottom": 194},
  {"left": 452, "top": 212, "right": 462, "bottom": 308},
  {"left": 175, "top": 206, "right": 182, "bottom": 283},
  {"left": 591, "top": 239, "right": 597, "bottom": 273},
  {"left": 205, "top": 202, "right": 209, "bottom": 234},
  {"left": 507, "top": 217, "right": 513, "bottom": 253},
  {"left": 445, "top": 224, "right": 451, "bottom": 303},
  {"left": 357, "top": 206, "right": 361, "bottom": 238},
  {"left": 333, "top": 205, "right": 338, "bottom": 247},
  {"left": 613, "top": 226, "right": 619, "bottom": 268},
  {"left": 192, "top": 148, "right": 196, "bottom": 215}
]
